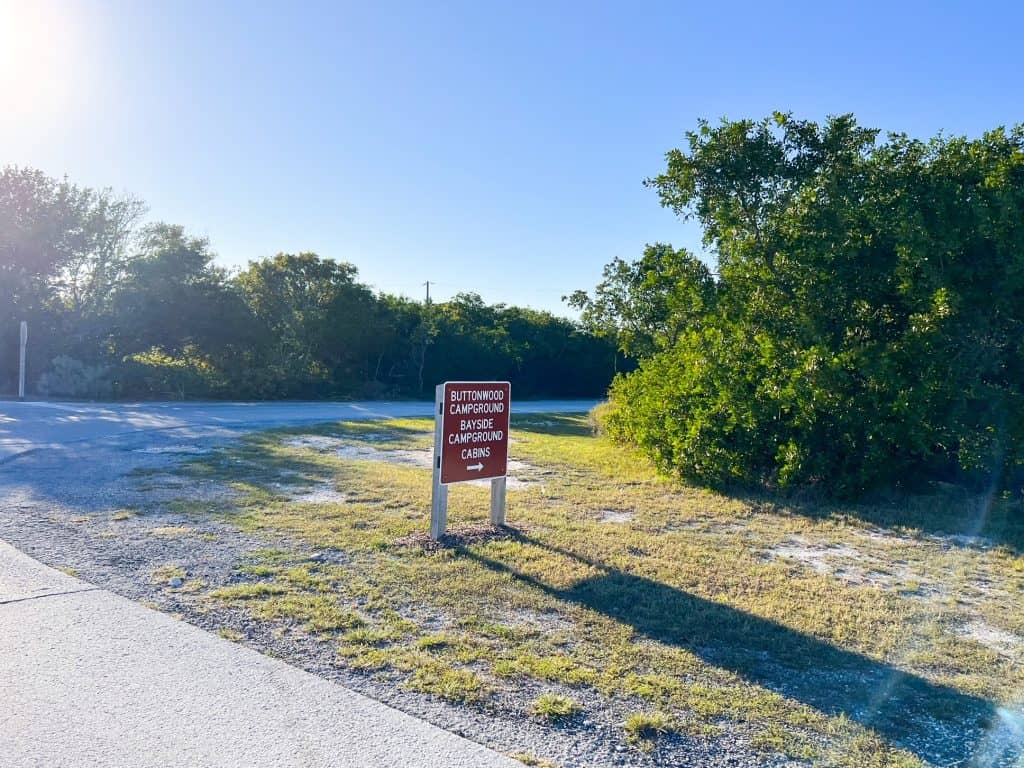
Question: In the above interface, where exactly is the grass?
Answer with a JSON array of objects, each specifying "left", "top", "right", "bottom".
[
  {"left": 151, "top": 564, "right": 186, "bottom": 584},
  {"left": 508, "top": 752, "right": 558, "bottom": 767},
  {"left": 530, "top": 693, "right": 581, "bottom": 720},
  {"left": 173, "top": 413, "right": 1024, "bottom": 767},
  {"left": 624, "top": 710, "right": 676, "bottom": 747},
  {"left": 404, "top": 662, "right": 489, "bottom": 704}
]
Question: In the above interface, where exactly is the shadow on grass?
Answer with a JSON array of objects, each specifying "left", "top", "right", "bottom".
[
  {"left": 737, "top": 484, "right": 1024, "bottom": 557},
  {"left": 463, "top": 533, "right": 1013, "bottom": 767},
  {"left": 174, "top": 436, "right": 360, "bottom": 496},
  {"left": 511, "top": 413, "right": 592, "bottom": 437},
  {"left": 271, "top": 420, "right": 431, "bottom": 442}
]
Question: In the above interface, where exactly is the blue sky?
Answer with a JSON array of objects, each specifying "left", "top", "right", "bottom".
[{"left": 3, "top": 0, "right": 1022, "bottom": 313}]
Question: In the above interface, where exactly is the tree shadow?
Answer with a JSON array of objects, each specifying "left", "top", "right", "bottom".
[
  {"left": 462, "top": 533, "right": 1016, "bottom": 767},
  {"left": 511, "top": 413, "right": 593, "bottom": 437}
]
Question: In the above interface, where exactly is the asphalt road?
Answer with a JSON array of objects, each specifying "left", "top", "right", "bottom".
[{"left": 0, "top": 398, "right": 597, "bottom": 461}]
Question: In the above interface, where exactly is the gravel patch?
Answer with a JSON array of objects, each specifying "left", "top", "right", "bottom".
[
  {"left": 765, "top": 534, "right": 947, "bottom": 596},
  {"left": 597, "top": 509, "right": 634, "bottom": 524},
  {"left": 282, "top": 435, "right": 348, "bottom": 451},
  {"left": 269, "top": 481, "right": 348, "bottom": 504},
  {"left": 283, "top": 436, "right": 539, "bottom": 489},
  {"left": 0, "top": 430, "right": 792, "bottom": 768},
  {"left": 954, "top": 620, "right": 1024, "bottom": 655},
  {"left": 394, "top": 524, "right": 524, "bottom": 551},
  {"left": 334, "top": 444, "right": 433, "bottom": 467},
  {"left": 133, "top": 444, "right": 212, "bottom": 455}
]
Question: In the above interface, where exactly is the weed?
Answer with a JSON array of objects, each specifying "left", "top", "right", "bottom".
[
  {"left": 530, "top": 693, "right": 581, "bottom": 720},
  {"left": 508, "top": 753, "right": 558, "bottom": 767},
  {"left": 624, "top": 711, "right": 675, "bottom": 747},
  {"left": 404, "top": 661, "right": 488, "bottom": 704},
  {"left": 151, "top": 564, "right": 187, "bottom": 584}
]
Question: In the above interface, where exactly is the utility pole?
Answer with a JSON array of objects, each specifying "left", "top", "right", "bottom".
[
  {"left": 18, "top": 321, "right": 27, "bottom": 400},
  {"left": 423, "top": 280, "right": 432, "bottom": 305}
]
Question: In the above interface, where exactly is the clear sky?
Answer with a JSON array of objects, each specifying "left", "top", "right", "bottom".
[{"left": 2, "top": 0, "right": 1022, "bottom": 314}]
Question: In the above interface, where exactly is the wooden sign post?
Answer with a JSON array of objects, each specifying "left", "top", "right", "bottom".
[{"left": 430, "top": 381, "right": 511, "bottom": 540}]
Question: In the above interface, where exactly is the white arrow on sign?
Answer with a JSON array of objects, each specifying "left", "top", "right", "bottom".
[{"left": 466, "top": 462, "right": 484, "bottom": 472}]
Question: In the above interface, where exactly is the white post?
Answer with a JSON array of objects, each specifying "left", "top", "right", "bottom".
[
  {"left": 18, "top": 321, "right": 27, "bottom": 400},
  {"left": 429, "top": 384, "right": 448, "bottom": 540},
  {"left": 490, "top": 476, "right": 506, "bottom": 527}
]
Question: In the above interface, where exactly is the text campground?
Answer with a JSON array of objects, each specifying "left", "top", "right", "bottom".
[{"left": 448, "top": 387, "right": 507, "bottom": 415}]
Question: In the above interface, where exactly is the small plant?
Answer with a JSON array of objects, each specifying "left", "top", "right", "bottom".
[
  {"left": 509, "top": 753, "right": 558, "bottom": 768},
  {"left": 405, "top": 663, "right": 487, "bottom": 704},
  {"left": 151, "top": 564, "right": 186, "bottom": 585},
  {"left": 415, "top": 633, "right": 455, "bottom": 650},
  {"left": 207, "top": 582, "right": 288, "bottom": 600},
  {"left": 341, "top": 627, "right": 393, "bottom": 646},
  {"left": 624, "top": 711, "right": 675, "bottom": 747},
  {"left": 530, "top": 693, "right": 581, "bottom": 721}
]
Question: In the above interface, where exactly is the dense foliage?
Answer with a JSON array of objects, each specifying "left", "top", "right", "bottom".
[
  {"left": 0, "top": 167, "right": 617, "bottom": 400},
  {"left": 578, "top": 115, "right": 1024, "bottom": 495}
]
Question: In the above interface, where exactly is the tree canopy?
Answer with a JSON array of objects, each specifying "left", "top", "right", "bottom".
[{"left": 582, "top": 114, "right": 1024, "bottom": 496}]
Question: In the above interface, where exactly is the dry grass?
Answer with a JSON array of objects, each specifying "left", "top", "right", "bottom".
[{"left": 180, "top": 414, "right": 1024, "bottom": 767}]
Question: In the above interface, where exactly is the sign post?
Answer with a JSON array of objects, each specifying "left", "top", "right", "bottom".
[
  {"left": 430, "top": 381, "right": 511, "bottom": 539},
  {"left": 18, "top": 321, "right": 27, "bottom": 400}
]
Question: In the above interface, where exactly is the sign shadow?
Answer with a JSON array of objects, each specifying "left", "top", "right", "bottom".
[{"left": 462, "top": 533, "right": 1015, "bottom": 767}]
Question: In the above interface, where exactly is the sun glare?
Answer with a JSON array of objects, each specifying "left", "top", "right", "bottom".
[{"left": 0, "top": 0, "right": 83, "bottom": 125}]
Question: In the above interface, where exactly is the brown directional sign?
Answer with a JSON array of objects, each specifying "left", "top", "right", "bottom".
[{"left": 439, "top": 381, "right": 510, "bottom": 484}]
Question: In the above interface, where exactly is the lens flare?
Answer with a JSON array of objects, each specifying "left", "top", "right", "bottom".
[{"left": 0, "top": 0, "right": 83, "bottom": 127}]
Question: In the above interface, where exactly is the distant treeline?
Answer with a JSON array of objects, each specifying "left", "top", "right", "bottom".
[{"left": 1, "top": 167, "right": 621, "bottom": 401}]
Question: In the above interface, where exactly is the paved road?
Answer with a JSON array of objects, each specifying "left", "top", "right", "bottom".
[
  {"left": 0, "top": 541, "right": 520, "bottom": 768},
  {"left": 0, "top": 398, "right": 596, "bottom": 460}
]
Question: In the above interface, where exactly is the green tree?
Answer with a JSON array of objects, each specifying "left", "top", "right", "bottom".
[
  {"left": 235, "top": 253, "right": 377, "bottom": 397},
  {"left": 0, "top": 166, "right": 144, "bottom": 392},
  {"left": 602, "top": 115, "right": 1024, "bottom": 496},
  {"left": 566, "top": 243, "right": 715, "bottom": 358}
]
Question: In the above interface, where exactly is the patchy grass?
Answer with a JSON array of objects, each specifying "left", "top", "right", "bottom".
[
  {"left": 624, "top": 710, "right": 676, "bottom": 748},
  {"left": 509, "top": 752, "right": 559, "bottom": 767},
  {"left": 530, "top": 693, "right": 581, "bottom": 720},
  {"left": 151, "top": 564, "right": 186, "bottom": 585},
  {"left": 404, "top": 661, "right": 489, "bottom": 704},
  {"left": 176, "top": 414, "right": 1024, "bottom": 767}
]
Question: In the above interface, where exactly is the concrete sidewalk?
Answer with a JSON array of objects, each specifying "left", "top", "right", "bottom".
[{"left": 0, "top": 540, "right": 519, "bottom": 768}]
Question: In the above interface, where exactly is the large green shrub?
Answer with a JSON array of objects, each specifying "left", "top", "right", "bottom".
[{"left": 594, "top": 115, "right": 1024, "bottom": 496}]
